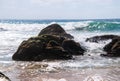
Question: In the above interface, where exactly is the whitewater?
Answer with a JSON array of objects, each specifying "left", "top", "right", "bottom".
[{"left": 0, "top": 19, "right": 120, "bottom": 81}]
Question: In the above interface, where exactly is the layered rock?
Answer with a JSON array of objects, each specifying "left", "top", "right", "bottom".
[{"left": 12, "top": 24, "right": 85, "bottom": 61}]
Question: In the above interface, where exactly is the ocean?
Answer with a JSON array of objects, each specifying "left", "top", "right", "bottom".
[{"left": 0, "top": 19, "right": 120, "bottom": 81}]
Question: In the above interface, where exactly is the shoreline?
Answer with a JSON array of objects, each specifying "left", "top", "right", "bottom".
[{"left": 4, "top": 65, "right": 120, "bottom": 81}]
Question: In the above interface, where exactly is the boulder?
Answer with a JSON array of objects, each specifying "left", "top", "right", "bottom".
[
  {"left": 13, "top": 24, "right": 86, "bottom": 61},
  {"left": 38, "top": 24, "right": 74, "bottom": 39},
  {"left": 101, "top": 37, "right": 120, "bottom": 57},
  {"left": 86, "top": 35, "right": 119, "bottom": 43},
  {"left": 86, "top": 34, "right": 120, "bottom": 57},
  {"left": 62, "top": 40, "right": 85, "bottom": 55},
  {"left": 12, "top": 35, "right": 72, "bottom": 61},
  {"left": 103, "top": 38, "right": 120, "bottom": 52},
  {"left": 0, "top": 72, "right": 11, "bottom": 81}
]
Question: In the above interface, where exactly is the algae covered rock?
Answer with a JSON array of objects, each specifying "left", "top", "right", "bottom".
[
  {"left": 12, "top": 35, "right": 72, "bottom": 61},
  {"left": 12, "top": 24, "right": 86, "bottom": 61}
]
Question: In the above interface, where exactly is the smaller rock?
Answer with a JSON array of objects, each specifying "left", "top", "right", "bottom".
[
  {"left": 0, "top": 72, "right": 11, "bottom": 81},
  {"left": 101, "top": 37, "right": 120, "bottom": 57},
  {"left": 103, "top": 38, "right": 120, "bottom": 52},
  {"left": 86, "top": 35, "right": 119, "bottom": 43}
]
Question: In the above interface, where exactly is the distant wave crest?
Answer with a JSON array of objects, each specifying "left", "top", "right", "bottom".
[
  {"left": 62, "top": 21, "right": 120, "bottom": 32},
  {"left": 0, "top": 20, "right": 120, "bottom": 32}
]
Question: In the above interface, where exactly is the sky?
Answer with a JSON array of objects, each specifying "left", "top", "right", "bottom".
[{"left": 0, "top": 0, "right": 120, "bottom": 19}]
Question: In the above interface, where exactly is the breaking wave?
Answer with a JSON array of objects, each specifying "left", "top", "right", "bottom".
[
  {"left": 0, "top": 19, "right": 120, "bottom": 32},
  {"left": 73, "top": 21, "right": 120, "bottom": 32}
]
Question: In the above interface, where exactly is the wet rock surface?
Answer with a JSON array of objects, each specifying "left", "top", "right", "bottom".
[
  {"left": 101, "top": 37, "right": 120, "bottom": 57},
  {"left": 12, "top": 24, "right": 85, "bottom": 61},
  {"left": 38, "top": 24, "right": 74, "bottom": 39},
  {"left": 86, "top": 34, "right": 120, "bottom": 57},
  {"left": 86, "top": 35, "right": 119, "bottom": 43},
  {"left": 62, "top": 40, "right": 85, "bottom": 55},
  {"left": 12, "top": 24, "right": 120, "bottom": 61}
]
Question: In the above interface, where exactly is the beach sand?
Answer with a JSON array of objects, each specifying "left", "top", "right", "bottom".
[{"left": 4, "top": 62, "right": 120, "bottom": 81}]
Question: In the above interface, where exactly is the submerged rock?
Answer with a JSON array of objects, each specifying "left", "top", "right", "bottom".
[
  {"left": 38, "top": 24, "right": 74, "bottom": 39},
  {"left": 101, "top": 37, "right": 120, "bottom": 57},
  {"left": 0, "top": 72, "right": 11, "bottom": 81},
  {"left": 86, "top": 35, "right": 119, "bottom": 43}
]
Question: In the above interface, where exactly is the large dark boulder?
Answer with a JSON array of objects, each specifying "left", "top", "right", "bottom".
[
  {"left": 86, "top": 35, "right": 119, "bottom": 43},
  {"left": 12, "top": 35, "right": 72, "bottom": 61},
  {"left": 38, "top": 24, "right": 74, "bottom": 39},
  {"left": 62, "top": 40, "right": 85, "bottom": 55},
  {"left": 12, "top": 34, "right": 85, "bottom": 61},
  {"left": 13, "top": 24, "right": 86, "bottom": 61},
  {"left": 101, "top": 37, "right": 120, "bottom": 57},
  {"left": 0, "top": 72, "right": 11, "bottom": 81}
]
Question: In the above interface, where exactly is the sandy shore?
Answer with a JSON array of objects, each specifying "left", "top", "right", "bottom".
[{"left": 4, "top": 63, "right": 120, "bottom": 81}]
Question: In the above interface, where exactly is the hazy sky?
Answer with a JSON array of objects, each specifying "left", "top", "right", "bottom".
[{"left": 0, "top": 0, "right": 120, "bottom": 19}]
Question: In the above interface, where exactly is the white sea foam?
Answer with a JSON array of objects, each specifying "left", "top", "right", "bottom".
[
  {"left": 0, "top": 23, "right": 47, "bottom": 32},
  {"left": 0, "top": 21, "right": 93, "bottom": 32},
  {"left": 61, "top": 21, "right": 93, "bottom": 31}
]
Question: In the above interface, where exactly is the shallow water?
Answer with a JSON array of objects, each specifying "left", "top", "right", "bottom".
[
  {"left": 0, "top": 19, "right": 120, "bottom": 81},
  {"left": 3, "top": 62, "right": 120, "bottom": 81}
]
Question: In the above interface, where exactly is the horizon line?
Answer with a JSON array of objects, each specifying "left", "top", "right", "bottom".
[{"left": 0, "top": 18, "right": 120, "bottom": 20}]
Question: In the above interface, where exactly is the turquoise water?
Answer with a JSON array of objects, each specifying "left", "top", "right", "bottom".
[
  {"left": 0, "top": 19, "right": 120, "bottom": 81},
  {"left": 0, "top": 19, "right": 120, "bottom": 32}
]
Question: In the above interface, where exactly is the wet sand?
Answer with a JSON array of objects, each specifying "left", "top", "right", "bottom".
[{"left": 3, "top": 62, "right": 120, "bottom": 81}]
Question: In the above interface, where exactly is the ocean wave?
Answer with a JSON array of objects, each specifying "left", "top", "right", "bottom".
[
  {"left": 0, "top": 23, "right": 47, "bottom": 32},
  {"left": 61, "top": 21, "right": 120, "bottom": 32},
  {"left": 62, "top": 21, "right": 93, "bottom": 30},
  {"left": 0, "top": 20, "right": 120, "bottom": 32}
]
